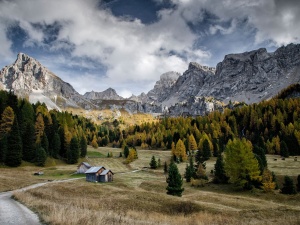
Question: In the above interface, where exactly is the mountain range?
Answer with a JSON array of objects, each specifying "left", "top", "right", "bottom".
[{"left": 0, "top": 43, "right": 300, "bottom": 116}]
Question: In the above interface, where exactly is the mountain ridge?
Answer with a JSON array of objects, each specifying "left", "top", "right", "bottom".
[{"left": 1, "top": 43, "right": 300, "bottom": 116}]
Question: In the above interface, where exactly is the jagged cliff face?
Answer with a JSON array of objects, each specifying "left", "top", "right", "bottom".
[
  {"left": 0, "top": 53, "right": 88, "bottom": 110},
  {"left": 84, "top": 88, "right": 124, "bottom": 100},
  {"left": 197, "top": 43, "right": 300, "bottom": 104},
  {"left": 1, "top": 43, "right": 300, "bottom": 116}
]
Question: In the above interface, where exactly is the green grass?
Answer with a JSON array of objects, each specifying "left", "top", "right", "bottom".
[{"left": 86, "top": 151, "right": 106, "bottom": 158}]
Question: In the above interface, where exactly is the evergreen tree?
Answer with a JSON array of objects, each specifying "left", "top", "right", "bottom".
[
  {"left": 6, "top": 118, "right": 22, "bottom": 167},
  {"left": 80, "top": 136, "right": 87, "bottom": 158},
  {"left": 124, "top": 145, "right": 129, "bottom": 158},
  {"left": 213, "top": 154, "right": 229, "bottom": 184},
  {"left": 253, "top": 145, "right": 267, "bottom": 173},
  {"left": 41, "top": 133, "right": 49, "bottom": 155},
  {"left": 22, "top": 123, "right": 36, "bottom": 162},
  {"left": 224, "top": 138, "right": 262, "bottom": 189},
  {"left": 202, "top": 139, "right": 211, "bottom": 161},
  {"left": 297, "top": 175, "right": 300, "bottom": 193},
  {"left": 0, "top": 136, "right": 7, "bottom": 163},
  {"left": 166, "top": 162, "right": 184, "bottom": 197},
  {"left": 163, "top": 161, "right": 168, "bottom": 174},
  {"left": 157, "top": 158, "right": 161, "bottom": 168},
  {"left": 280, "top": 141, "right": 289, "bottom": 157},
  {"left": 52, "top": 132, "right": 61, "bottom": 158},
  {"left": 184, "top": 155, "right": 195, "bottom": 182},
  {"left": 67, "top": 137, "right": 80, "bottom": 164},
  {"left": 281, "top": 176, "right": 296, "bottom": 194},
  {"left": 149, "top": 155, "right": 157, "bottom": 169},
  {"left": 35, "top": 146, "right": 47, "bottom": 166}
]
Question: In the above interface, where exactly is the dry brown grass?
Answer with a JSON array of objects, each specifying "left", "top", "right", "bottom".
[{"left": 5, "top": 149, "right": 300, "bottom": 225}]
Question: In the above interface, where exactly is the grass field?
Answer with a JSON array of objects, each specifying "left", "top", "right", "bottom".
[{"left": 2, "top": 147, "right": 300, "bottom": 224}]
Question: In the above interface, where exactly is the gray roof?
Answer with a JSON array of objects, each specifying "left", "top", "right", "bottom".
[
  {"left": 81, "top": 162, "right": 91, "bottom": 168},
  {"left": 100, "top": 169, "right": 114, "bottom": 175},
  {"left": 85, "top": 166, "right": 105, "bottom": 174}
]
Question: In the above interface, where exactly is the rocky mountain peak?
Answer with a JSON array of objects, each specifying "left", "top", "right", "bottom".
[
  {"left": 188, "top": 62, "right": 216, "bottom": 74},
  {"left": 83, "top": 88, "right": 123, "bottom": 100}
]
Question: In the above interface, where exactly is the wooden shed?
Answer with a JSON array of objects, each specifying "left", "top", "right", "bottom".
[
  {"left": 99, "top": 169, "right": 114, "bottom": 182},
  {"left": 84, "top": 166, "right": 108, "bottom": 182},
  {"left": 77, "top": 162, "right": 92, "bottom": 174}
]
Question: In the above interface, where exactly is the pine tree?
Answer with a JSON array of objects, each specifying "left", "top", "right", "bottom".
[
  {"left": 67, "top": 137, "right": 80, "bottom": 164},
  {"left": 213, "top": 154, "right": 229, "bottom": 184},
  {"left": 41, "top": 133, "right": 49, "bottom": 155},
  {"left": 163, "top": 161, "right": 168, "bottom": 174},
  {"left": 184, "top": 155, "right": 195, "bottom": 182},
  {"left": 22, "top": 123, "right": 36, "bottom": 162},
  {"left": 149, "top": 155, "right": 157, "bottom": 169},
  {"left": 52, "top": 132, "right": 61, "bottom": 158},
  {"left": 124, "top": 145, "right": 129, "bottom": 158},
  {"left": 35, "top": 146, "right": 47, "bottom": 167},
  {"left": 166, "top": 162, "right": 184, "bottom": 197},
  {"left": 0, "top": 136, "right": 7, "bottom": 163},
  {"left": 157, "top": 158, "right": 161, "bottom": 168},
  {"left": 6, "top": 118, "right": 22, "bottom": 167},
  {"left": 80, "top": 136, "right": 87, "bottom": 157},
  {"left": 224, "top": 138, "right": 262, "bottom": 189},
  {"left": 202, "top": 139, "right": 211, "bottom": 161},
  {"left": 281, "top": 176, "right": 296, "bottom": 194},
  {"left": 297, "top": 175, "right": 300, "bottom": 192}
]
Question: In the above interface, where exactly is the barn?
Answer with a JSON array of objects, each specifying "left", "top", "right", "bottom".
[
  {"left": 77, "top": 162, "right": 92, "bottom": 174},
  {"left": 85, "top": 166, "right": 114, "bottom": 182}
]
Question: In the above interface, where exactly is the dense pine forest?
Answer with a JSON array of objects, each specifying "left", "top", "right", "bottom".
[{"left": 1, "top": 84, "right": 300, "bottom": 170}]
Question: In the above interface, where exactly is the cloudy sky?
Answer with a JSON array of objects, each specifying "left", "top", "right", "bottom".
[{"left": 0, "top": 0, "right": 299, "bottom": 97}]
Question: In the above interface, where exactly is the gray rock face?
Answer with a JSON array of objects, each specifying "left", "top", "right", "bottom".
[
  {"left": 0, "top": 53, "right": 90, "bottom": 109},
  {"left": 84, "top": 88, "right": 124, "bottom": 100}
]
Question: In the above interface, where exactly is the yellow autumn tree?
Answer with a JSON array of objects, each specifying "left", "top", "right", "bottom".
[
  {"left": 188, "top": 134, "right": 198, "bottom": 153},
  {"left": 0, "top": 106, "right": 15, "bottom": 138},
  {"left": 261, "top": 168, "right": 276, "bottom": 192},
  {"left": 35, "top": 113, "right": 45, "bottom": 141},
  {"left": 176, "top": 139, "right": 187, "bottom": 162}
]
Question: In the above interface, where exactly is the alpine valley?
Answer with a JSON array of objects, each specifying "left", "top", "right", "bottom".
[{"left": 1, "top": 43, "right": 300, "bottom": 119}]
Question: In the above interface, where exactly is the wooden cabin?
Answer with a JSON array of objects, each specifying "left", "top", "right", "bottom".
[
  {"left": 99, "top": 169, "right": 114, "bottom": 182},
  {"left": 77, "top": 162, "right": 92, "bottom": 174}
]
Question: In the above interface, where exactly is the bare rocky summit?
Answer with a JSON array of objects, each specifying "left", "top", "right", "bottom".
[{"left": 1, "top": 43, "right": 300, "bottom": 116}]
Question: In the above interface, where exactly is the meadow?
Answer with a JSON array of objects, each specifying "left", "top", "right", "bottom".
[{"left": 2, "top": 146, "right": 300, "bottom": 225}]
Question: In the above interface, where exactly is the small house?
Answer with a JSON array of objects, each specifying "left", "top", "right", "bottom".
[
  {"left": 99, "top": 169, "right": 114, "bottom": 182},
  {"left": 77, "top": 162, "right": 92, "bottom": 174}
]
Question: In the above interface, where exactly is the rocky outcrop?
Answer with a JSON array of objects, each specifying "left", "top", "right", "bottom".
[
  {"left": 0, "top": 53, "right": 91, "bottom": 110},
  {"left": 84, "top": 88, "right": 124, "bottom": 100}
]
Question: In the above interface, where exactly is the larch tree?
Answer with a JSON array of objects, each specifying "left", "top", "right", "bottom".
[
  {"left": 0, "top": 106, "right": 15, "bottom": 138},
  {"left": 188, "top": 134, "right": 198, "bottom": 153},
  {"left": 175, "top": 139, "right": 187, "bottom": 162},
  {"left": 224, "top": 138, "right": 262, "bottom": 189},
  {"left": 35, "top": 113, "right": 44, "bottom": 141},
  {"left": 166, "top": 161, "right": 184, "bottom": 197},
  {"left": 261, "top": 168, "right": 275, "bottom": 192}
]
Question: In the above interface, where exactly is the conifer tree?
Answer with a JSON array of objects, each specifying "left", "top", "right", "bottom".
[
  {"left": 0, "top": 136, "right": 7, "bottom": 163},
  {"left": 224, "top": 138, "right": 262, "bottom": 189},
  {"left": 176, "top": 139, "right": 187, "bottom": 162},
  {"left": 80, "top": 136, "right": 87, "bottom": 158},
  {"left": 184, "top": 155, "right": 195, "bottom": 182},
  {"left": 149, "top": 155, "right": 157, "bottom": 169},
  {"left": 188, "top": 134, "right": 197, "bottom": 153},
  {"left": 202, "top": 139, "right": 211, "bottom": 161},
  {"left": 261, "top": 168, "right": 275, "bottom": 192},
  {"left": 41, "top": 133, "right": 49, "bottom": 155},
  {"left": 6, "top": 118, "right": 22, "bottom": 167},
  {"left": 124, "top": 145, "right": 129, "bottom": 158},
  {"left": 0, "top": 106, "right": 15, "bottom": 137},
  {"left": 297, "top": 175, "right": 300, "bottom": 193},
  {"left": 22, "top": 123, "right": 36, "bottom": 162},
  {"left": 52, "top": 132, "right": 61, "bottom": 158},
  {"left": 35, "top": 145, "right": 47, "bottom": 167},
  {"left": 281, "top": 176, "right": 296, "bottom": 194},
  {"left": 163, "top": 161, "right": 168, "bottom": 174},
  {"left": 67, "top": 137, "right": 80, "bottom": 164},
  {"left": 166, "top": 162, "right": 184, "bottom": 197},
  {"left": 213, "top": 154, "right": 229, "bottom": 184},
  {"left": 35, "top": 113, "right": 45, "bottom": 141}
]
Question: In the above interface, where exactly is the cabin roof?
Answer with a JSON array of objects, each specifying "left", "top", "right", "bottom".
[
  {"left": 79, "top": 162, "right": 92, "bottom": 168},
  {"left": 100, "top": 169, "right": 114, "bottom": 175},
  {"left": 85, "top": 166, "right": 105, "bottom": 174}
]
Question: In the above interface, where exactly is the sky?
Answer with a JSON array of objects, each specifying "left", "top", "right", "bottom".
[{"left": 0, "top": 0, "right": 299, "bottom": 98}]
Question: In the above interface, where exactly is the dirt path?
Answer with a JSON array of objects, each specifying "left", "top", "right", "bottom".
[{"left": 0, "top": 178, "right": 83, "bottom": 225}]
